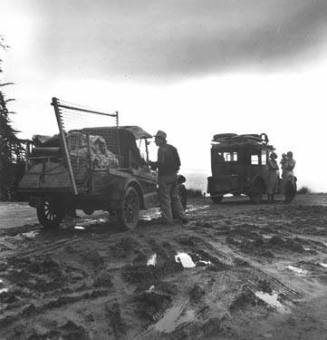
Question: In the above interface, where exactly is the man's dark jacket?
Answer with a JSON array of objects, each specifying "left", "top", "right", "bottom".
[{"left": 155, "top": 143, "right": 181, "bottom": 176}]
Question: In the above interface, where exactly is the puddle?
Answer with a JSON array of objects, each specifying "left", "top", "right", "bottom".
[
  {"left": 175, "top": 253, "right": 196, "bottom": 268},
  {"left": 141, "top": 208, "right": 161, "bottom": 221},
  {"left": 287, "top": 265, "right": 308, "bottom": 275},
  {"left": 198, "top": 260, "right": 212, "bottom": 266},
  {"left": 255, "top": 291, "right": 289, "bottom": 313},
  {"left": 186, "top": 205, "right": 210, "bottom": 213},
  {"left": 22, "top": 231, "right": 39, "bottom": 239},
  {"left": 319, "top": 263, "right": 327, "bottom": 268},
  {"left": 146, "top": 285, "right": 155, "bottom": 293},
  {"left": 74, "top": 226, "right": 85, "bottom": 230},
  {"left": 82, "top": 219, "right": 98, "bottom": 225},
  {"left": 73, "top": 217, "right": 108, "bottom": 228},
  {"left": 147, "top": 254, "right": 157, "bottom": 267},
  {"left": 154, "top": 304, "right": 195, "bottom": 333}
]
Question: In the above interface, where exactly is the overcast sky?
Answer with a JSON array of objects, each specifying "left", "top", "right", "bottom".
[{"left": 1, "top": 0, "right": 327, "bottom": 191}]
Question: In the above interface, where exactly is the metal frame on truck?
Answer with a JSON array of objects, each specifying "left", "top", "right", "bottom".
[{"left": 18, "top": 98, "right": 159, "bottom": 230}]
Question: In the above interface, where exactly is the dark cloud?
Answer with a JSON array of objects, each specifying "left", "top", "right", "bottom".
[{"left": 31, "top": 0, "right": 327, "bottom": 79}]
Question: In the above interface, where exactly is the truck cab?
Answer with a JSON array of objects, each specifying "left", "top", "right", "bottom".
[{"left": 207, "top": 133, "right": 291, "bottom": 203}]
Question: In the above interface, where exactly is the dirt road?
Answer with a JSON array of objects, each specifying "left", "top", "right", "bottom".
[{"left": 1, "top": 194, "right": 327, "bottom": 339}]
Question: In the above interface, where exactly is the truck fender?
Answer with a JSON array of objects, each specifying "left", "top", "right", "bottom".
[{"left": 108, "top": 178, "right": 145, "bottom": 209}]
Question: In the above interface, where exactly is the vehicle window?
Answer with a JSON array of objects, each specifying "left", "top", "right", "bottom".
[
  {"left": 261, "top": 151, "right": 267, "bottom": 165},
  {"left": 219, "top": 152, "right": 238, "bottom": 162},
  {"left": 216, "top": 152, "right": 225, "bottom": 162},
  {"left": 223, "top": 152, "right": 231, "bottom": 162},
  {"left": 138, "top": 138, "right": 152, "bottom": 162},
  {"left": 251, "top": 154, "right": 259, "bottom": 165}
]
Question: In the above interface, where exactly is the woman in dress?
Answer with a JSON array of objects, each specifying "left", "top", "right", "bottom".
[{"left": 267, "top": 152, "right": 279, "bottom": 202}]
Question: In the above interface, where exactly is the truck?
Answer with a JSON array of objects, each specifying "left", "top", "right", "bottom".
[
  {"left": 207, "top": 133, "right": 297, "bottom": 203},
  {"left": 18, "top": 98, "right": 159, "bottom": 230}
]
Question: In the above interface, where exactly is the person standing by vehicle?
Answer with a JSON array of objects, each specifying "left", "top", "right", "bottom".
[
  {"left": 280, "top": 151, "right": 296, "bottom": 194},
  {"left": 149, "top": 130, "right": 188, "bottom": 224},
  {"left": 285, "top": 151, "right": 296, "bottom": 177},
  {"left": 267, "top": 152, "right": 279, "bottom": 202},
  {"left": 283, "top": 151, "right": 297, "bottom": 202},
  {"left": 280, "top": 153, "right": 288, "bottom": 179}
]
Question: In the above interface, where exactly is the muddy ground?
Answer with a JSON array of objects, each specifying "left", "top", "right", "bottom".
[{"left": 1, "top": 194, "right": 327, "bottom": 339}]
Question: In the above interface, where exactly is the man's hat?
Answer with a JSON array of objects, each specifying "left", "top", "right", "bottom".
[{"left": 154, "top": 130, "right": 167, "bottom": 139}]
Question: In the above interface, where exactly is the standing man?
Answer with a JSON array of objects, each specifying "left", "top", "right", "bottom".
[{"left": 149, "top": 130, "right": 188, "bottom": 224}]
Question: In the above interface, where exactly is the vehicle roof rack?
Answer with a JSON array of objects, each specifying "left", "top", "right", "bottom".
[{"left": 212, "top": 133, "right": 273, "bottom": 149}]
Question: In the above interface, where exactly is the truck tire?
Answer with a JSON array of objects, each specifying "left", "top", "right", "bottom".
[
  {"left": 213, "top": 133, "right": 237, "bottom": 141},
  {"left": 211, "top": 194, "right": 223, "bottom": 204},
  {"left": 37, "top": 198, "right": 65, "bottom": 228},
  {"left": 117, "top": 186, "right": 140, "bottom": 230},
  {"left": 260, "top": 133, "right": 269, "bottom": 143},
  {"left": 239, "top": 134, "right": 261, "bottom": 141},
  {"left": 249, "top": 180, "right": 264, "bottom": 204},
  {"left": 178, "top": 184, "right": 187, "bottom": 210}
]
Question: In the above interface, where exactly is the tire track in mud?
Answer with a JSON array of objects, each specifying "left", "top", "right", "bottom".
[{"left": 1, "top": 197, "right": 327, "bottom": 338}]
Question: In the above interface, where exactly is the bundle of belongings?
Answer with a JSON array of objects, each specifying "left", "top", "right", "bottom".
[
  {"left": 89, "top": 135, "right": 119, "bottom": 169},
  {"left": 67, "top": 132, "right": 119, "bottom": 171}
]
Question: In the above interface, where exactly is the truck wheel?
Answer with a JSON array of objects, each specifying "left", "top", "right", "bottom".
[
  {"left": 117, "top": 186, "right": 140, "bottom": 230},
  {"left": 249, "top": 181, "right": 264, "bottom": 204},
  {"left": 37, "top": 198, "right": 65, "bottom": 228},
  {"left": 284, "top": 180, "right": 297, "bottom": 203},
  {"left": 178, "top": 184, "right": 187, "bottom": 210},
  {"left": 211, "top": 194, "right": 223, "bottom": 204}
]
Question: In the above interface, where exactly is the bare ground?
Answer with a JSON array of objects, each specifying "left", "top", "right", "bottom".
[{"left": 1, "top": 194, "right": 327, "bottom": 339}]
